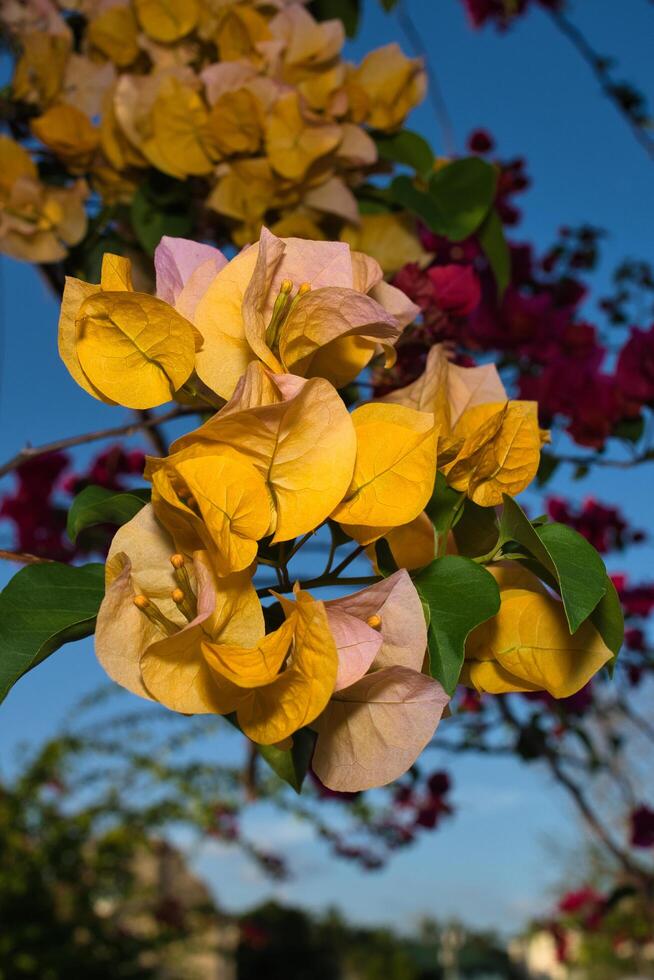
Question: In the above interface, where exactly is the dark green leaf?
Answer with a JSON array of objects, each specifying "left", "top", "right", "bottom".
[
  {"left": 374, "top": 538, "right": 398, "bottom": 578},
  {"left": 375, "top": 129, "right": 434, "bottom": 177},
  {"left": 428, "top": 158, "right": 497, "bottom": 241},
  {"left": 258, "top": 728, "right": 317, "bottom": 793},
  {"left": 413, "top": 556, "right": 500, "bottom": 695},
  {"left": 131, "top": 183, "right": 193, "bottom": 256},
  {"left": 499, "top": 496, "right": 608, "bottom": 633},
  {"left": 379, "top": 0, "right": 399, "bottom": 9},
  {"left": 424, "top": 473, "right": 463, "bottom": 549},
  {"left": 452, "top": 499, "right": 499, "bottom": 559},
  {"left": 390, "top": 159, "right": 497, "bottom": 242},
  {"left": 308, "top": 0, "right": 360, "bottom": 35},
  {"left": 613, "top": 415, "right": 645, "bottom": 444},
  {"left": 389, "top": 176, "right": 445, "bottom": 233},
  {"left": 357, "top": 198, "right": 393, "bottom": 215},
  {"left": 0, "top": 563, "right": 105, "bottom": 703},
  {"left": 478, "top": 207, "right": 510, "bottom": 296},
  {"left": 536, "top": 452, "right": 560, "bottom": 487},
  {"left": 590, "top": 577, "right": 624, "bottom": 663},
  {"left": 67, "top": 486, "right": 151, "bottom": 544}
]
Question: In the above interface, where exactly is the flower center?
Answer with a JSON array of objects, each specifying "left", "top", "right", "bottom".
[
  {"left": 264, "top": 279, "right": 311, "bottom": 352},
  {"left": 132, "top": 554, "right": 198, "bottom": 635}
]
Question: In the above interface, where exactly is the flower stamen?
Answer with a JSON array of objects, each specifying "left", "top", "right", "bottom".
[
  {"left": 133, "top": 595, "right": 179, "bottom": 636},
  {"left": 172, "top": 587, "right": 196, "bottom": 622},
  {"left": 265, "top": 279, "right": 293, "bottom": 350},
  {"left": 169, "top": 554, "right": 198, "bottom": 619}
]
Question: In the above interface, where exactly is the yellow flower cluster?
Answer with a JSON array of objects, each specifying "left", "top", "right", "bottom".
[
  {"left": 2, "top": 0, "right": 426, "bottom": 261},
  {"left": 59, "top": 231, "right": 611, "bottom": 791},
  {"left": 0, "top": 136, "right": 87, "bottom": 262}
]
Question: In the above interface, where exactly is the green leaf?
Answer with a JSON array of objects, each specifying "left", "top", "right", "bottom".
[
  {"left": 374, "top": 538, "right": 398, "bottom": 578},
  {"left": 357, "top": 198, "right": 393, "bottom": 215},
  {"left": 413, "top": 556, "right": 500, "bottom": 695},
  {"left": 499, "top": 496, "right": 608, "bottom": 633},
  {"left": 452, "top": 499, "right": 499, "bottom": 559},
  {"left": 308, "top": 0, "right": 360, "bottom": 35},
  {"left": 0, "top": 562, "right": 105, "bottom": 703},
  {"left": 478, "top": 207, "right": 510, "bottom": 296},
  {"left": 424, "top": 472, "right": 463, "bottom": 545},
  {"left": 131, "top": 181, "right": 193, "bottom": 256},
  {"left": 258, "top": 728, "right": 317, "bottom": 793},
  {"left": 536, "top": 452, "right": 560, "bottom": 487},
  {"left": 389, "top": 176, "right": 445, "bottom": 233},
  {"left": 428, "top": 158, "right": 497, "bottom": 241},
  {"left": 379, "top": 0, "right": 399, "bottom": 9},
  {"left": 375, "top": 129, "right": 434, "bottom": 178},
  {"left": 613, "top": 416, "right": 645, "bottom": 444},
  {"left": 590, "top": 577, "right": 624, "bottom": 663},
  {"left": 390, "top": 158, "right": 497, "bottom": 242},
  {"left": 67, "top": 486, "right": 151, "bottom": 544}
]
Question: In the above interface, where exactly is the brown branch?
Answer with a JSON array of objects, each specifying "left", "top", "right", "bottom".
[
  {"left": 544, "top": 751, "right": 645, "bottom": 879},
  {"left": 0, "top": 406, "right": 199, "bottom": 481},
  {"left": 0, "top": 550, "right": 54, "bottom": 565},
  {"left": 496, "top": 696, "right": 647, "bottom": 883},
  {"left": 544, "top": 450, "right": 654, "bottom": 470},
  {"left": 396, "top": 0, "right": 457, "bottom": 155},
  {"left": 137, "top": 408, "right": 169, "bottom": 456},
  {"left": 547, "top": 8, "right": 654, "bottom": 163}
]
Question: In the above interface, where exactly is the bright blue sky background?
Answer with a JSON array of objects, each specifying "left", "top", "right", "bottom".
[{"left": 1, "top": 0, "right": 653, "bottom": 935}]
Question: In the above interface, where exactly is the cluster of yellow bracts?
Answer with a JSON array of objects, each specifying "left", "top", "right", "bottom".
[
  {"left": 58, "top": 230, "right": 612, "bottom": 791},
  {"left": 1, "top": 0, "right": 426, "bottom": 262}
]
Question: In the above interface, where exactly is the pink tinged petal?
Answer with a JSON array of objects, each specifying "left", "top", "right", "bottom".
[
  {"left": 351, "top": 251, "right": 383, "bottom": 294},
  {"left": 303, "top": 179, "right": 360, "bottom": 225},
  {"left": 370, "top": 280, "right": 420, "bottom": 329},
  {"left": 276, "top": 234, "right": 354, "bottom": 290},
  {"left": 189, "top": 552, "right": 218, "bottom": 624},
  {"left": 448, "top": 361, "right": 507, "bottom": 427},
  {"left": 155, "top": 236, "right": 227, "bottom": 305},
  {"left": 175, "top": 257, "right": 228, "bottom": 322},
  {"left": 326, "top": 608, "right": 382, "bottom": 691},
  {"left": 200, "top": 61, "right": 258, "bottom": 104},
  {"left": 312, "top": 666, "right": 449, "bottom": 791},
  {"left": 217, "top": 362, "right": 307, "bottom": 417},
  {"left": 279, "top": 287, "right": 402, "bottom": 374},
  {"left": 325, "top": 569, "right": 427, "bottom": 672},
  {"left": 242, "top": 226, "right": 285, "bottom": 371}
]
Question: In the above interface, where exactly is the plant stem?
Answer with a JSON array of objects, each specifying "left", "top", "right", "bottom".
[
  {"left": 330, "top": 544, "right": 366, "bottom": 578},
  {"left": 256, "top": 574, "right": 381, "bottom": 598},
  {"left": 0, "top": 550, "right": 54, "bottom": 565},
  {"left": 0, "top": 406, "right": 199, "bottom": 480}
]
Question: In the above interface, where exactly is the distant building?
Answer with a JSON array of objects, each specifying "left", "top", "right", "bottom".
[{"left": 100, "top": 839, "right": 240, "bottom": 980}]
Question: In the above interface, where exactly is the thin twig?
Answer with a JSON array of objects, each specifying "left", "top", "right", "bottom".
[
  {"left": 256, "top": 574, "right": 380, "bottom": 598},
  {"left": 0, "top": 406, "right": 199, "bottom": 480},
  {"left": 329, "top": 544, "right": 366, "bottom": 579},
  {"left": 286, "top": 530, "right": 315, "bottom": 564},
  {"left": 0, "top": 549, "right": 54, "bottom": 565},
  {"left": 547, "top": 8, "right": 654, "bottom": 163},
  {"left": 137, "top": 408, "right": 168, "bottom": 456},
  {"left": 396, "top": 0, "right": 457, "bottom": 156},
  {"left": 496, "top": 697, "right": 646, "bottom": 881},
  {"left": 543, "top": 450, "right": 654, "bottom": 470}
]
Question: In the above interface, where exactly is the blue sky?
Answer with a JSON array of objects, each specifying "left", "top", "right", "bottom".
[{"left": 0, "top": 0, "right": 653, "bottom": 934}]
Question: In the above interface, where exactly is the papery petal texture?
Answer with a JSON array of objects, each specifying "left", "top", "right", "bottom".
[
  {"left": 312, "top": 666, "right": 448, "bottom": 791},
  {"left": 332, "top": 403, "right": 436, "bottom": 530}
]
